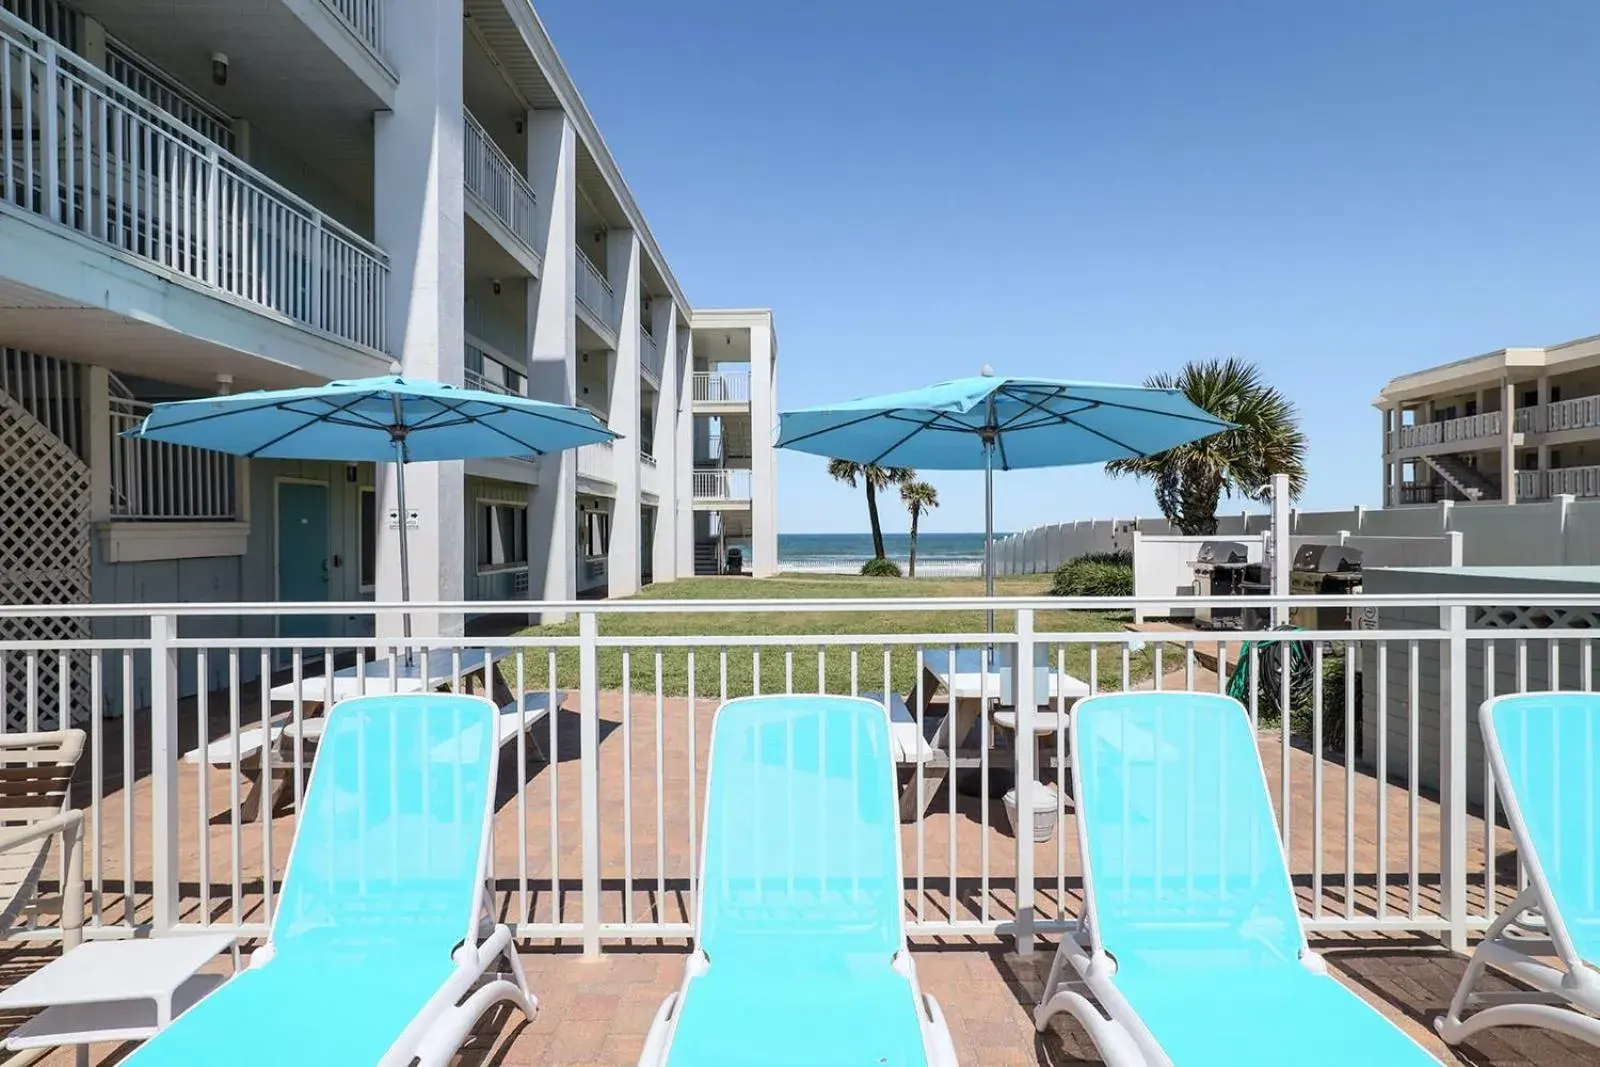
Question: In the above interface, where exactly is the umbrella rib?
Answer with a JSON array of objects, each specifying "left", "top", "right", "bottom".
[
  {"left": 243, "top": 393, "right": 379, "bottom": 457},
  {"left": 780, "top": 408, "right": 903, "bottom": 449},
  {"left": 427, "top": 395, "right": 586, "bottom": 456},
  {"left": 865, "top": 409, "right": 948, "bottom": 467}
]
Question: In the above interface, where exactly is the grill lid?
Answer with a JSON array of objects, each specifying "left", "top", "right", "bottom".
[
  {"left": 1292, "top": 543, "right": 1363, "bottom": 574},
  {"left": 1193, "top": 540, "right": 1251, "bottom": 567}
]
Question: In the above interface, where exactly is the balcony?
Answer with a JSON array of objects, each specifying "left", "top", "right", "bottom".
[
  {"left": 1517, "top": 465, "right": 1600, "bottom": 501},
  {"left": 0, "top": 13, "right": 389, "bottom": 353},
  {"left": 464, "top": 338, "right": 525, "bottom": 397},
  {"left": 1395, "top": 410, "right": 1501, "bottom": 450},
  {"left": 324, "top": 0, "right": 386, "bottom": 61},
  {"left": 1521, "top": 393, "right": 1600, "bottom": 436},
  {"left": 639, "top": 325, "right": 663, "bottom": 383},
  {"left": 576, "top": 439, "right": 615, "bottom": 487},
  {"left": 693, "top": 467, "right": 752, "bottom": 502},
  {"left": 108, "top": 392, "right": 236, "bottom": 521},
  {"left": 640, "top": 451, "right": 660, "bottom": 496},
  {"left": 463, "top": 109, "right": 538, "bottom": 263},
  {"left": 692, "top": 371, "right": 751, "bottom": 406},
  {"left": 575, "top": 250, "right": 614, "bottom": 333}
]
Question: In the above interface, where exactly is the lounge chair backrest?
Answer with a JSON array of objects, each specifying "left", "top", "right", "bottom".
[
  {"left": 1483, "top": 693, "right": 1600, "bottom": 964},
  {"left": 0, "top": 731, "right": 82, "bottom": 825},
  {"left": 697, "top": 697, "right": 902, "bottom": 966},
  {"left": 1072, "top": 692, "right": 1305, "bottom": 967},
  {"left": 271, "top": 694, "right": 496, "bottom": 953}
]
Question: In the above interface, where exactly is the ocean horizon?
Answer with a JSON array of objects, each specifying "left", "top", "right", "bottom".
[{"left": 772, "top": 531, "right": 1003, "bottom": 575}]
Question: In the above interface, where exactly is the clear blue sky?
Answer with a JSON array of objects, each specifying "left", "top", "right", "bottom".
[{"left": 538, "top": 0, "right": 1600, "bottom": 535}]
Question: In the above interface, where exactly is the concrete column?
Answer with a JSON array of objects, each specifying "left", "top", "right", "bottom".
[
  {"left": 84, "top": 366, "right": 112, "bottom": 523},
  {"left": 676, "top": 328, "right": 696, "bottom": 576},
  {"left": 652, "top": 303, "right": 680, "bottom": 582},
  {"left": 1501, "top": 378, "right": 1517, "bottom": 504},
  {"left": 605, "top": 230, "right": 642, "bottom": 597},
  {"left": 524, "top": 109, "right": 577, "bottom": 620},
  {"left": 1379, "top": 406, "right": 1390, "bottom": 507},
  {"left": 748, "top": 318, "right": 778, "bottom": 577},
  {"left": 373, "top": 0, "right": 465, "bottom": 639},
  {"left": 1536, "top": 374, "right": 1552, "bottom": 483}
]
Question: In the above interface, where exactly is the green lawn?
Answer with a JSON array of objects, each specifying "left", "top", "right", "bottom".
[{"left": 498, "top": 572, "right": 1156, "bottom": 698}]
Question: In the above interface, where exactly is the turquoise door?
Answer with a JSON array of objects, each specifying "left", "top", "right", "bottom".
[{"left": 277, "top": 481, "right": 331, "bottom": 639}]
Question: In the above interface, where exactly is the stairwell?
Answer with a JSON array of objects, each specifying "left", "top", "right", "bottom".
[
  {"left": 694, "top": 538, "right": 720, "bottom": 576},
  {"left": 1422, "top": 453, "right": 1497, "bottom": 502}
]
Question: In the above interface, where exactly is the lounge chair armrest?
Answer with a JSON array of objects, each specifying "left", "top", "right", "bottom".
[
  {"left": 0, "top": 729, "right": 86, "bottom": 765},
  {"left": 922, "top": 994, "right": 960, "bottom": 1067},
  {"left": 0, "top": 809, "right": 83, "bottom": 853},
  {"left": 1299, "top": 949, "right": 1329, "bottom": 976}
]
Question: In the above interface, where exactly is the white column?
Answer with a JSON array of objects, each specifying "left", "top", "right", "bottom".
[
  {"left": 652, "top": 302, "right": 680, "bottom": 581},
  {"left": 748, "top": 317, "right": 778, "bottom": 577},
  {"left": 676, "top": 328, "right": 696, "bottom": 576},
  {"left": 606, "top": 230, "right": 642, "bottom": 597},
  {"left": 1379, "top": 406, "right": 1391, "bottom": 507},
  {"left": 1536, "top": 374, "right": 1551, "bottom": 485},
  {"left": 1501, "top": 377, "right": 1517, "bottom": 504},
  {"left": 524, "top": 109, "right": 577, "bottom": 620},
  {"left": 373, "top": 0, "right": 465, "bottom": 639}
]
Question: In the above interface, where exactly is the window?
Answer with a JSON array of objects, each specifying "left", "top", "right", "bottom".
[
  {"left": 579, "top": 508, "right": 611, "bottom": 557},
  {"left": 1523, "top": 389, "right": 1538, "bottom": 408},
  {"left": 477, "top": 503, "right": 528, "bottom": 569},
  {"left": 360, "top": 488, "right": 377, "bottom": 590}
]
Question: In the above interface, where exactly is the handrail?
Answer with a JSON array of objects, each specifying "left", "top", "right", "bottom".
[{"left": 463, "top": 108, "right": 538, "bottom": 251}]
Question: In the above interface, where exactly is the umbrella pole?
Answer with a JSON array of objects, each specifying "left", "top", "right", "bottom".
[
  {"left": 391, "top": 431, "right": 414, "bottom": 667},
  {"left": 984, "top": 437, "right": 995, "bottom": 636}
]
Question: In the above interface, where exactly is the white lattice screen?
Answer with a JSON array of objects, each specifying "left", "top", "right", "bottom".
[
  {"left": 1474, "top": 605, "right": 1600, "bottom": 630},
  {"left": 0, "top": 391, "right": 91, "bottom": 729}
]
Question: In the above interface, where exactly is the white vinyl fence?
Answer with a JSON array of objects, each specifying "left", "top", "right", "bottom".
[{"left": 1, "top": 592, "right": 1592, "bottom": 957}]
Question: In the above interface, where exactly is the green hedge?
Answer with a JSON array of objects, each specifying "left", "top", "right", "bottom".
[
  {"left": 860, "top": 557, "right": 903, "bottom": 577},
  {"left": 1049, "top": 555, "right": 1133, "bottom": 597}
]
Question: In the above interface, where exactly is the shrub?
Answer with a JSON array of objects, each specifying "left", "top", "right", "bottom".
[
  {"left": 860, "top": 557, "right": 903, "bottom": 578},
  {"left": 1049, "top": 556, "right": 1133, "bottom": 597}
]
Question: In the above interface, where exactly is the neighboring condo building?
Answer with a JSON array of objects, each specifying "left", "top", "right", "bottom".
[
  {"left": 1375, "top": 333, "right": 1600, "bottom": 507},
  {"left": 0, "top": 0, "right": 779, "bottom": 666}
]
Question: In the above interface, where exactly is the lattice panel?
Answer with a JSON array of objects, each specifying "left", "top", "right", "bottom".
[
  {"left": 1473, "top": 606, "right": 1600, "bottom": 630},
  {"left": 0, "top": 392, "right": 91, "bottom": 729}
]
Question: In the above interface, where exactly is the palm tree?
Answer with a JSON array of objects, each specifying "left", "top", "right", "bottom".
[
  {"left": 1105, "top": 357, "right": 1307, "bottom": 535},
  {"left": 827, "top": 460, "right": 914, "bottom": 559},
  {"left": 899, "top": 480, "right": 939, "bottom": 578}
]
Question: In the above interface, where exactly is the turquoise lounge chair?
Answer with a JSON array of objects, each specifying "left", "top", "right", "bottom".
[
  {"left": 1436, "top": 692, "right": 1600, "bottom": 1049},
  {"left": 1035, "top": 691, "right": 1440, "bottom": 1066},
  {"left": 637, "top": 695, "right": 958, "bottom": 1067},
  {"left": 124, "top": 693, "right": 536, "bottom": 1067}
]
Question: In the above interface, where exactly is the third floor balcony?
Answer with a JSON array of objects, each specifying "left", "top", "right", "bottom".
[
  {"left": 692, "top": 370, "right": 751, "bottom": 408},
  {"left": 463, "top": 108, "right": 538, "bottom": 266},
  {"left": 1, "top": 11, "right": 389, "bottom": 353}
]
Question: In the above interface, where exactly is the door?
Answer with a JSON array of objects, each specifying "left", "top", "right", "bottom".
[{"left": 277, "top": 481, "right": 331, "bottom": 639}]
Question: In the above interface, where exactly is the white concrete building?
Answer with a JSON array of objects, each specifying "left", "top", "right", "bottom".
[
  {"left": 0, "top": 0, "right": 779, "bottom": 670},
  {"left": 1375, "top": 333, "right": 1600, "bottom": 508}
]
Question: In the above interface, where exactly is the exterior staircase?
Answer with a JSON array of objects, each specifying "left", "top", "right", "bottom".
[
  {"left": 694, "top": 538, "right": 720, "bottom": 576},
  {"left": 1422, "top": 453, "right": 1496, "bottom": 502}
]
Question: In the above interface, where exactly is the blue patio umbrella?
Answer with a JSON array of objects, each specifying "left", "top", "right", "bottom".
[
  {"left": 776, "top": 368, "right": 1232, "bottom": 611},
  {"left": 126, "top": 368, "right": 616, "bottom": 638}
]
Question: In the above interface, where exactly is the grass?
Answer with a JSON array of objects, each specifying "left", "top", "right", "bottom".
[{"left": 495, "top": 572, "right": 1159, "bottom": 699}]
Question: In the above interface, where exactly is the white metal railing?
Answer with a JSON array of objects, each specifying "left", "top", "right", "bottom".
[
  {"left": 639, "top": 326, "right": 662, "bottom": 381},
  {"left": 1528, "top": 464, "right": 1600, "bottom": 500},
  {"left": 1396, "top": 410, "right": 1500, "bottom": 449},
  {"left": 0, "top": 11, "right": 389, "bottom": 352},
  {"left": 321, "top": 0, "right": 386, "bottom": 59},
  {"left": 692, "top": 371, "right": 751, "bottom": 404},
  {"left": 463, "top": 109, "right": 537, "bottom": 254},
  {"left": 108, "top": 396, "right": 236, "bottom": 520},
  {"left": 692, "top": 467, "right": 752, "bottom": 500},
  {"left": 576, "top": 439, "right": 615, "bottom": 483},
  {"left": 1, "top": 593, "right": 1595, "bottom": 953},
  {"left": 575, "top": 250, "right": 614, "bottom": 328},
  {"left": 1531, "top": 393, "right": 1600, "bottom": 436},
  {"left": 464, "top": 338, "right": 524, "bottom": 397},
  {"left": 104, "top": 41, "right": 234, "bottom": 150}
]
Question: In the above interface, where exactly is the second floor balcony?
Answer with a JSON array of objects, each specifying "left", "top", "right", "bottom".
[
  {"left": 692, "top": 371, "right": 751, "bottom": 406},
  {"left": 639, "top": 325, "right": 663, "bottom": 383},
  {"left": 1, "top": 12, "right": 389, "bottom": 354},
  {"left": 1395, "top": 410, "right": 1502, "bottom": 451},
  {"left": 692, "top": 467, "right": 752, "bottom": 502},
  {"left": 575, "top": 249, "right": 614, "bottom": 336},
  {"left": 463, "top": 108, "right": 538, "bottom": 263}
]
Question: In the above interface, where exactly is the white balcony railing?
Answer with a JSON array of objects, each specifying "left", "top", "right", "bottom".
[
  {"left": 640, "top": 451, "right": 659, "bottom": 495},
  {"left": 1529, "top": 393, "right": 1600, "bottom": 436},
  {"left": 1396, "top": 410, "right": 1501, "bottom": 450},
  {"left": 1520, "top": 464, "right": 1600, "bottom": 501},
  {"left": 108, "top": 396, "right": 236, "bottom": 520},
  {"left": 692, "top": 371, "right": 751, "bottom": 404},
  {"left": 0, "top": 12, "right": 389, "bottom": 353},
  {"left": 693, "top": 467, "right": 753, "bottom": 501},
  {"left": 0, "top": 595, "right": 1593, "bottom": 948},
  {"left": 639, "top": 326, "right": 663, "bottom": 381},
  {"left": 575, "top": 250, "right": 614, "bottom": 328},
  {"left": 576, "top": 439, "right": 615, "bottom": 484},
  {"left": 463, "top": 109, "right": 538, "bottom": 255},
  {"left": 323, "top": 0, "right": 386, "bottom": 60}
]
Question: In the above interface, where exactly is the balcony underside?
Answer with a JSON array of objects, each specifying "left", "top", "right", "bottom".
[{"left": 0, "top": 209, "right": 388, "bottom": 390}]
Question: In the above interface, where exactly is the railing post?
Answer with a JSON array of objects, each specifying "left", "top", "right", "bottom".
[
  {"left": 1013, "top": 608, "right": 1036, "bottom": 956},
  {"left": 42, "top": 41, "right": 61, "bottom": 223},
  {"left": 1439, "top": 604, "right": 1469, "bottom": 954},
  {"left": 310, "top": 215, "right": 325, "bottom": 331},
  {"left": 578, "top": 610, "right": 602, "bottom": 956},
  {"left": 204, "top": 148, "right": 219, "bottom": 286},
  {"left": 149, "top": 613, "right": 181, "bottom": 933}
]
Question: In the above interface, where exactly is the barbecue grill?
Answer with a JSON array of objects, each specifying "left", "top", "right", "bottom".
[
  {"left": 1288, "top": 543, "right": 1363, "bottom": 629},
  {"left": 1189, "top": 540, "right": 1252, "bottom": 627}
]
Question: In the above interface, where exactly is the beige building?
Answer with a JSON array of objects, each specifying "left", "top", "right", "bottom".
[{"left": 1375, "top": 334, "right": 1600, "bottom": 507}]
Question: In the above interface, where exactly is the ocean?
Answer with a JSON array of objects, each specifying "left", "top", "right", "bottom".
[{"left": 774, "top": 532, "right": 998, "bottom": 576}]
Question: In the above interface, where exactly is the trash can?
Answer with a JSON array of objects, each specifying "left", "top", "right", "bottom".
[{"left": 1003, "top": 780, "right": 1059, "bottom": 843}]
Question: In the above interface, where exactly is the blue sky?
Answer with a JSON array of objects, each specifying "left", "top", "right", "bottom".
[{"left": 539, "top": 1, "right": 1600, "bottom": 535}]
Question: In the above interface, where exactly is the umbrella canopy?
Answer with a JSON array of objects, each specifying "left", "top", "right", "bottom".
[
  {"left": 127, "top": 371, "right": 617, "bottom": 643},
  {"left": 125, "top": 372, "right": 614, "bottom": 460},
  {"left": 776, "top": 374, "right": 1230, "bottom": 470}
]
